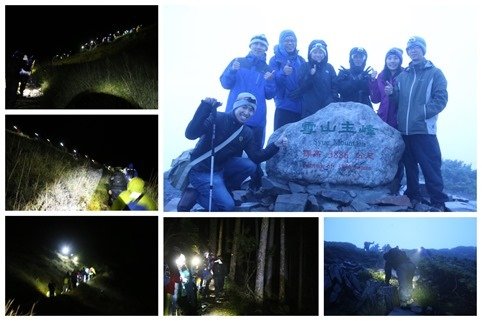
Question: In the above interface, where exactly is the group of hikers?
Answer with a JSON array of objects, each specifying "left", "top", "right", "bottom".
[
  {"left": 176, "top": 30, "right": 449, "bottom": 213},
  {"left": 108, "top": 163, "right": 156, "bottom": 210},
  {"left": 48, "top": 266, "right": 96, "bottom": 299},
  {"left": 164, "top": 251, "right": 227, "bottom": 315}
]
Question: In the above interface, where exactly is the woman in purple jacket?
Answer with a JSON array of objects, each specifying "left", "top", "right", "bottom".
[
  {"left": 369, "top": 48, "right": 404, "bottom": 128},
  {"left": 369, "top": 47, "right": 404, "bottom": 194}
]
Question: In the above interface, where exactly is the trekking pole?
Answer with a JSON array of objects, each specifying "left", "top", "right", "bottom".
[{"left": 208, "top": 100, "right": 222, "bottom": 212}]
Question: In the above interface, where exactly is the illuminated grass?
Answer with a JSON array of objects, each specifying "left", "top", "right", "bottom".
[
  {"left": 5, "top": 299, "right": 36, "bottom": 316},
  {"left": 23, "top": 166, "right": 103, "bottom": 211},
  {"left": 6, "top": 131, "right": 102, "bottom": 211},
  {"left": 87, "top": 174, "right": 111, "bottom": 211}
]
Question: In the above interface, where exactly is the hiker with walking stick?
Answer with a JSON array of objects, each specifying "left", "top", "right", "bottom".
[{"left": 184, "top": 93, "right": 287, "bottom": 212}]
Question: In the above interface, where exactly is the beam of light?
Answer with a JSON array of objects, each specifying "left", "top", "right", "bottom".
[
  {"left": 23, "top": 87, "right": 43, "bottom": 98},
  {"left": 13, "top": 125, "right": 18, "bottom": 130},
  {"left": 34, "top": 132, "right": 39, "bottom": 137},
  {"left": 73, "top": 149, "right": 77, "bottom": 153},
  {"left": 60, "top": 142, "right": 64, "bottom": 147}
]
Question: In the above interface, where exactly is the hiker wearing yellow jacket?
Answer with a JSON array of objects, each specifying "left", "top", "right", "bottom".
[{"left": 111, "top": 177, "right": 157, "bottom": 210}]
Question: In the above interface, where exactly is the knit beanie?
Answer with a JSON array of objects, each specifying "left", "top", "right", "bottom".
[
  {"left": 309, "top": 42, "right": 327, "bottom": 56},
  {"left": 406, "top": 36, "right": 426, "bottom": 55},
  {"left": 249, "top": 34, "right": 269, "bottom": 49},
  {"left": 233, "top": 92, "right": 257, "bottom": 111},
  {"left": 279, "top": 29, "right": 297, "bottom": 44},
  {"left": 385, "top": 47, "right": 403, "bottom": 64}
]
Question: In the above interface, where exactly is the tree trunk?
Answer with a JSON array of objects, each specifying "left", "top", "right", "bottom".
[
  {"left": 297, "top": 224, "right": 303, "bottom": 311},
  {"left": 229, "top": 218, "right": 241, "bottom": 281},
  {"left": 209, "top": 218, "right": 217, "bottom": 254},
  {"left": 217, "top": 218, "right": 224, "bottom": 256},
  {"left": 255, "top": 218, "right": 269, "bottom": 303},
  {"left": 265, "top": 218, "right": 275, "bottom": 299},
  {"left": 279, "top": 218, "right": 286, "bottom": 302}
]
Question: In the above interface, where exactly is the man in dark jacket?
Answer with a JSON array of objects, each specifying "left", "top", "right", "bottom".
[
  {"left": 384, "top": 247, "right": 416, "bottom": 305},
  {"left": 108, "top": 169, "right": 127, "bottom": 206},
  {"left": 391, "top": 36, "right": 449, "bottom": 211},
  {"left": 337, "top": 47, "right": 374, "bottom": 108},
  {"left": 186, "top": 92, "right": 287, "bottom": 211}
]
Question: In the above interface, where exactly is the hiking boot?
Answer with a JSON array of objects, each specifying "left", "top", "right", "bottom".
[
  {"left": 414, "top": 203, "right": 432, "bottom": 212},
  {"left": 228, "top": 191, "right": 242, "bottom": 206},
  {"left": 177, "top": 187, "right": 199, "bottom": 212},
  {"left": 388, "top": 181, "right": 401, "bottom": 195},
  {"left": 429, "top": 202, "right": 447, "bottom": 212},
  {"left": 410, "top": 199, "right": 431, "bottom": 212}
]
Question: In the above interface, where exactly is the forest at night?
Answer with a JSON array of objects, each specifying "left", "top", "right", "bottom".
[{"left": 164, "top": 217, "right": 318, "bottom": 316}]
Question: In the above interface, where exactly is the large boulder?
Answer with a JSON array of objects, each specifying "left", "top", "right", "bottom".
[{"left": 267, "top": 102, "right": 404, "bottom": 187}]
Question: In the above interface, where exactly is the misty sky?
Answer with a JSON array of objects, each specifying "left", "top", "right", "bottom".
[
  {"left": 324, "top": 217, "right": 476, "bottom": 250},
  {"left": 162, "top": 0, "right": 478, "bottom": 171}
]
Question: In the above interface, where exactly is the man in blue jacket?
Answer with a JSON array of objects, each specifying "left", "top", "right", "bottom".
[
  {"left": 186, "top": 93, "right": 287, "bottom": 211},
  {"left": 392, "top": 36, "right": 449, "bottom": 211},
  {"left": 268, "top": 30, "right": 306, "bottom": 130},
  {"left": 220, "top": 34, "right": 276, "bottom": 190}
]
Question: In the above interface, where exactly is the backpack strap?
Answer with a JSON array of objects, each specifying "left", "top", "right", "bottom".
[
  {"left": 191, "top": 125, "right": 244, "bottom": 166},
  {"left": 175, "top": 126, "right": 244, "bottom": 187}
]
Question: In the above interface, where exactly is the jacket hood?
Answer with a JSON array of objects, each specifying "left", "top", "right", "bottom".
[{"left": 128, "top": 177, "right": 145, "bottom": 193}]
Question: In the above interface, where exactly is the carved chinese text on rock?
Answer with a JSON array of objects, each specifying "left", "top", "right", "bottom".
[{"left": 267, "top": 102, "right": 404, "bottom": 187}]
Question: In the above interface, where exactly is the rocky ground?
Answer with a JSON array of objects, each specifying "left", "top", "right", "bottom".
[{"left": 164, "top": 171, "right": 476, "bottom": 212}]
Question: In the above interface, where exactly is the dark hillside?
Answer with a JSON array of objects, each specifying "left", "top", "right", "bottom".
[{"left": 6, "top": 216, "right": 158, "bottom": 316}]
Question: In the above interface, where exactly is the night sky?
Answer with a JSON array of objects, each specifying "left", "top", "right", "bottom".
[
  {"left": 6, "top": 115, "right": 158, "bottom": 179},
  {"left": 6, "top": 5, "right": 158, "bottom": 61},
  {"left": 6, "top": 216, "right": 158, "bottom": 269}
]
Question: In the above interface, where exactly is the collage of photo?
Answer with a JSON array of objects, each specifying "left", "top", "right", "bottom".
[{"left": 3, "top": 1, "right": 478, "bottom": 319}]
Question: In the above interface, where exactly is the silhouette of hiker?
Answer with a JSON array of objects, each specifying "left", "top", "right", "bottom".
[
  {"left": 364, "top": 241, "right": 374, "bottom": 251},
  {"left": 384, "top": 247, "right": 416, "bottom": 306},
  {"left": 48, "top": 280, "right": 56, "bottom": 298},
  {"left": 212, "top": 256, "right": 227, "bottom": 299},
  {"left": 18, "top": 54, "right": 33, "bottom": 97},
  {"left": 6, "top": 50, "right": 24, "bottom": 108},
  {"left": 70, "top": 271, "right": 78, "bottom": 289}
]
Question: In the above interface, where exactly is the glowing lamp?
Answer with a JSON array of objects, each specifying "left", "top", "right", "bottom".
[
  {"left": 61, "top": 245, "right": 70, "bottom": 255},
  {"left": 191, "top": 255, "right": 201, "bottom": 267},
  {"left": 175, "top": 254, "right": 186, "bottom": 268}
]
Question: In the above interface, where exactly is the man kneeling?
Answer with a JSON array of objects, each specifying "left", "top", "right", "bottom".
[{"left": 184, "top": 92, "right": 287, "bottom": 211}]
